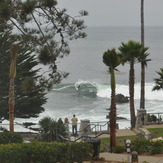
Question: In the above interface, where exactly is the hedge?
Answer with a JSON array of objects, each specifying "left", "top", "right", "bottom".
[
  {"left": 0, "top": 132, "right": 23, "bottom": 144},
  {"left": 0, "top": 142, "right": 93, "bottom": 163}
]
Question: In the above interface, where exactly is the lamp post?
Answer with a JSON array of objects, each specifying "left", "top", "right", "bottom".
[{"left": 126, "top": 139, "right": 131, "bottom": 163}]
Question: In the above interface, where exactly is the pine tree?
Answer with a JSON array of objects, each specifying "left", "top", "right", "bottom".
[
  {"left": 0, "top": 29, "right": 47, "bottom": 119},
  {"left": 15, "top": 46, "right": 47, "bottom": 118},
  {"left": 0, "top": 0, "right": 88, "bottom": 88},
  {"left": 0, "top": 0, "right": 87, "bottom": 130}
]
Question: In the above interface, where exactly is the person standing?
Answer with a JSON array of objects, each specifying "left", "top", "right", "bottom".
[
  {"left": 58, "top": 118, "right": 63, "bottom": 124},
  {"left": 64, "top": 117, "right": 69, "bottom": 131},
  {"left": 71, "top": 114, "right": 78, "bottom": 135}
]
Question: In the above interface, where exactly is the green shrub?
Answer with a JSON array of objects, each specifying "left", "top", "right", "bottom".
[
  {"left": 131, "top": 137, "right": 163, "bottom": 154},
  {"left": 113, "top": 145, "right": 125, "bottom": 153},
  {"left": 0, "top": 132, "right": 23, "bottom": 144},
  {"left": 131, "top": 138, "right": 151, "bottom": 154},
  {"left": 150, "top": 140, "right": 163, "bottom": 155},
  {"left": 39, "top": 117, "right": 69, "bottom": 142},
  {"left": 147, "top": 114, "right": 157, "bottom": 122},
  {"left": 0, "top": 142, "right": 93, "bottom": 163}
]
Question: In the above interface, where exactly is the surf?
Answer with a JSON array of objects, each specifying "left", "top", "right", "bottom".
[{"left": 52, "top": 80, "right": 163, "bottom": 102}]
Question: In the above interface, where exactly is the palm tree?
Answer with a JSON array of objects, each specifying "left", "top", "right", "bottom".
[
  {"left": 9, "top": 43, "right": 19, "bottom": 132},
  {"left": 140, "top": 0, "right": 145, "bottom": 110},
  {"left": 152, "top": 68, "right": 163, "bottom": 91},
  {"left": 119, "top": 40, "right": 143, "bottom": 128},
  {"left": 140, "top": 0, "right": 150, "bottom": 111},
  {"left": 39, "top": 117, "right": 69, "bottom": 142},
  {"left": 103, "top": 49, "right": 121, "bottom": 151}
]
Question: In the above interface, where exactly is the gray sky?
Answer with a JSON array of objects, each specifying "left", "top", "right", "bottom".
[{"left": 58, "top": 0, "right": 163, "bottom": 26}]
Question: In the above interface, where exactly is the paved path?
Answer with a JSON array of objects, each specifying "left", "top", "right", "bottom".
[
  {"left": 99, "top": 128, "right": 141, "bottom": 138},
  {"left": 99, "top": 124, "right": 163, "bottom": 138},
  {"left": 143, "top": 124, "right": 163, "bottom": 128}
]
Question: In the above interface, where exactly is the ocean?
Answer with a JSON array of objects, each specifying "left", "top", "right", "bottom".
[{"left": 2, "top": 26, "right": 163, "bottom": 131}]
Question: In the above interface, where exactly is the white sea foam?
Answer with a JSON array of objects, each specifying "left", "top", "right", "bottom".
[
  {"left": 97, "top": 82, "right": 163, "bottom": 101},
  {"left": 75, "top": 80, "right": 98, "bottom": 90}
]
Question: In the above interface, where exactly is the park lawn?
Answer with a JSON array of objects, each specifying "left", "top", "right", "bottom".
[
  {"left": 100, "top": 135, "right": 136, "bottom": 152},
  {"left": 100, "top": 128, "right": 163, "bottom": 152},
  {"left": 147, "top": 128, "right": 163, "bottom": 137}
]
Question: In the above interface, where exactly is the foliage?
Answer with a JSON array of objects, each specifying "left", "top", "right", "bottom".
[
  {"left": 0, "top": 0, "right": 88, "bottom": 89},
  {"left": 0, "top": 29, "right": 47, "bottom": 119},
  {"left": 131, "top": 137, "right": 163, "bottom": 155},
  {"left": 131, "top": 137, "right": 151, "bottom": 154},
  {"left": 0, "top": 132, "right": 23, "bottom": 144},
  {"left": 112, "top": 145, "right": 125, "bottom": 153},
  {"left": 0, "top": 142, "right": 93, "bottom": 163},
  {"left": 118, "top": 40, "right": 144, "bottom": 64},
  {"left": 147, "top": 114, "right": 157, "bottom": 122},
  {"left": 103, "top": 49, "right": 121, "bottom": 70},
  {"left": 150, "top": 140, "right": 163, "bottom": 155},
  {"left": 39, "top": 117, "right": 69, "bottom": 142},
  {"left": 152, "top": 68, "right": 163, "bottom": 91}
]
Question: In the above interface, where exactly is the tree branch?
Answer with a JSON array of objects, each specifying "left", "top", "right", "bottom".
[{"left": 9, "top": 18, "right": 26, "bottom": 36}]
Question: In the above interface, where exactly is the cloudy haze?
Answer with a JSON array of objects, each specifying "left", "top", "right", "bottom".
[{"left": 58, "top": 0, "right": 163, "bottom": 26}]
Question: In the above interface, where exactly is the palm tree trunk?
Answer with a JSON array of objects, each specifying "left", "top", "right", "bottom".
[
  {"left": 140, "top": 0, "right": 145, "bottom": 109},
  {"left": 110, "top": 69, "right": 116, "bottom": 151},
  {"left": 129, "top": 62, "right": 136, "bottom": 128},
  {"left": 141, "top": 0, "right": 144, "bottom": 47},
  {"left": 140, "top": 62, "right": 145, "bottom": 109}
]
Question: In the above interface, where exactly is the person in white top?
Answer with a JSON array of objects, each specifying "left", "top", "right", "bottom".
[{"left": 71, "top": 114, "right": 78, "bottom": 135}]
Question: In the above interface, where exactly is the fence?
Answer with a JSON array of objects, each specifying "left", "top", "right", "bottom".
[{"left": 147, "top": 112, "right": 163, "bottom": 124}]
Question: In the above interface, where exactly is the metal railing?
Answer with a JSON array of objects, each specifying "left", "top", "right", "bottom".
[
  {"left": 73, "top": 121, "right": 110, "bottom": 142},
  {"left": 147, "top": 112, "right": 163, "bottom": 124}
]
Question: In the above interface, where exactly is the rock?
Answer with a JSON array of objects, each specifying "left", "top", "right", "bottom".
[{"left": 116, "top": 93, "right": 129, "bottom": 103}]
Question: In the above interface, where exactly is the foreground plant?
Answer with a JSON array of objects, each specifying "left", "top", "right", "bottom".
[{"left": 39, "top": 117, "right": 69, "bottom": 142}]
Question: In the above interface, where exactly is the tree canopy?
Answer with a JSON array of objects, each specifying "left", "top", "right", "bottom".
[
  {"left": 0, "top": 0, "right": 88, "bottom": 119},
  {"left": 0, "top": 29, "right": 47, "bottom": 119},
  {"left": 153, "top": 68, "right": 163, "bottom": 91},
  {"left": 0, "top": 0, "right": 88, "bottom": 88}
]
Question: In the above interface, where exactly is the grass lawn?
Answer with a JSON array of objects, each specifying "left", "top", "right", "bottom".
[
  {"left": 100, "top": 135, "right": 136, "bottom": 152},
  {"left": 147, "top": 128, "right": 163, "bottom": 137},
  {"left": 100, "top": 128, "right": 163, "bottom": 152}
]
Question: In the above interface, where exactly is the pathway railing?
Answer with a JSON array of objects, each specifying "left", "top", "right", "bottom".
[{"left": 147, "top": 112, "right": 163, "bottom": 124}]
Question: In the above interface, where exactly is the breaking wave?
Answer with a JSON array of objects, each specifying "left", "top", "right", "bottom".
[{"left": 53, "top": 80, "right": 163, "bottom": 101}]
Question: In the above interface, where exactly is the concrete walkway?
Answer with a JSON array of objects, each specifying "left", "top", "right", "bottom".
[
  {"left": 99, "top": 124, "right": 163, "bottom": 138},
  {"left": 99, "top": 128, "right": 141, "bottom": 138},
  {"left": 100, "top": 152, "right": 163, "bottom": 163}
]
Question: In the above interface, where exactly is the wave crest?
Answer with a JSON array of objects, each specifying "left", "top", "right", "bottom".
[{"left": 53, "top": 81, "right": 163, "bottom": 101}]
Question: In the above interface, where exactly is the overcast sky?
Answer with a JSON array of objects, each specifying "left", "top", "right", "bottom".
[{"left": 58, "top": 0, "right": 163, "bottom": 26}]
